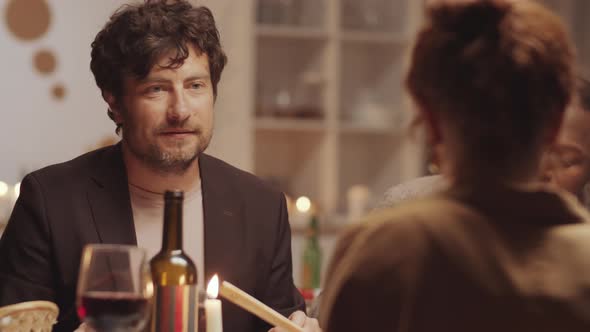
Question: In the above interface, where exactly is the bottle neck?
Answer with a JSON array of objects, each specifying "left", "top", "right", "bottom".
[
  {"left": 307, "top": 235, "right": 319, "bottom": 247},
  {"left": 307, "top": 216, "right": 319, "bottom": 244},
  {"left": 162, "top": 197, "right": 183, "bottom": 251}
]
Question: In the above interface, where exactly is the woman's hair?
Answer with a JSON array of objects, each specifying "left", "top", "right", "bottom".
[{"left": 406, "top": 0, "right": 575, "bottom": 166}]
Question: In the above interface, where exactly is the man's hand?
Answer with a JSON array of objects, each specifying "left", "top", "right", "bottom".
[{"left": 268, "top": 310, "right": 322, "bottom": 332}]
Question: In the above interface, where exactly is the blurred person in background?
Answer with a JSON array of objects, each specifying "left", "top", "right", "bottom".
[
  {"left": 541, "top": 77, "right": 590, "bottom": 203},
  {"left": 379, "top": 76, "right": 590, "bottom": 208},
  {"left": 0, "top": 1, "right": 321, "bottom": 331},
  {"left": 320, "top": 1, "right": 590, "bottom": 331}
]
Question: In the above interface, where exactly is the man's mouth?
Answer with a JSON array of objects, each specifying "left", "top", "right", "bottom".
[{"left": 159, "top": 129, "right": 198, "bottom": 138}]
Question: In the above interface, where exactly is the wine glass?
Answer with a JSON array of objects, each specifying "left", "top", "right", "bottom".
[{"left": 76, "top": 244, "right": 153, "bottom": 332}]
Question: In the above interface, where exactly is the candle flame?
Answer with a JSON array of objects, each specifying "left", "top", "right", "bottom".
[
  {"left": 295, "top": 196, "right": 311, "bottom": 213},
  {"left": 207, "top": 274, "right": 219, "bottom": 299}
]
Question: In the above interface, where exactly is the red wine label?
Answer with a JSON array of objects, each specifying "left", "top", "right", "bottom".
[{"left": 152, "top": 285, "right": 198, "bottom": 332}]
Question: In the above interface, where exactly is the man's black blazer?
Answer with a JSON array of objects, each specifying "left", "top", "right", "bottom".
[{"left": 0, "top": 144, "right": 304, "bottom": 331}]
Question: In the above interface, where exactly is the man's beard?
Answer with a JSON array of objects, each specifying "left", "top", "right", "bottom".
[
  {"left": 138, "top": 140, "right": 200, "bottom": 174},
  {"left": 123, "top": 126, "right": 212, "bottom": 175}
]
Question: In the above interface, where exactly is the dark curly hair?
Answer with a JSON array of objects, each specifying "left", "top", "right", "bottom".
[
  {"left": 406, "top": 0, "right": 575, "bottom": 169},
  {"left": 90, "top": 0, "right": 227, "bottom": 133}
]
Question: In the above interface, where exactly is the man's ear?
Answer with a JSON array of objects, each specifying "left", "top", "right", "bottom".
[{"left": 102, "top": 91, "right": 123, "bottom": 123}]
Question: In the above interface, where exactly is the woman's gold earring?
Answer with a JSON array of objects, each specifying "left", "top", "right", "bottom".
[{"left": 428, "top": 162, "right": 440, "bottom": 175}]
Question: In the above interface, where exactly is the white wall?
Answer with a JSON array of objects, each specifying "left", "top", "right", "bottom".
[
  {"left": 198, "top": 0, "right": 254, "bottom": 172},
  {"left": 0, "top": 0, "right": 253, "bottom": 185},
  {"left": 542, "top": 0, "right": 590, "bottom": 68}
]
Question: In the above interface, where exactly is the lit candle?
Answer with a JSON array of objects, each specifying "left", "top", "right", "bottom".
[
  {"left": 0, "top": 182, "right": 8, "bottom": 197},
  {"left": 292, "top": 196, "right": 312, "bottom": 227},
  {"left": 206, "top": 274, "right": 223, "bottom": 332}
]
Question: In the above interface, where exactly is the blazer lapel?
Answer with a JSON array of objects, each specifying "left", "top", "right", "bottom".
[
  {"left": 87, "top": 144, "right": 137, "bottom": 245},
  {"left": 200, "top": 154, "right": 244, "bottom": 283},
  {"left": 85, "top": 149, "right": 243, "bottom": 276}
]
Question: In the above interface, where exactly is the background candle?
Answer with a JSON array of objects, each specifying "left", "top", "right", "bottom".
[
  {"left": 206, "top": 275, "right": 223, "bottom": 332},
  {"left": 291, "top": 196, "right": 312, "bottom": 227},
  {"left": 346, "top": 184, "right": 370, "bottom": 223}
]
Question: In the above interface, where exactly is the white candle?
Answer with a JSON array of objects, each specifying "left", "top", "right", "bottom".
[
  {"left": 206, "top": 275, "right": 223, "bottom": 332},
  {"left": 347, "top": 185, "right": 370, "bottom": 222}
]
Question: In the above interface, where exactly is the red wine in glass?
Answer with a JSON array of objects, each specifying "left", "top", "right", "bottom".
[
  {"left": 79, "top": 291, "right": 149, "bottom": 331},
  {"left": 76, "top": 245, "right": 152, "bottom": 332}
]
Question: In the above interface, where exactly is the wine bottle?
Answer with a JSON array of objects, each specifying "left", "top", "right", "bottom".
[
  {"left": 302, "top": 215, "right": 321, "bottom": 290},
  {"left": 150, "top": 190, "right": 198, "bottom": 332}
]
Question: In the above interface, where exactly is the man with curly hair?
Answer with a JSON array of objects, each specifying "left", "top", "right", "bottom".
[{"left": 0, "top": 1, "right": 320, "bottom": 331}]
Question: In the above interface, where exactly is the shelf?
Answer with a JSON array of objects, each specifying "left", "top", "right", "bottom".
[
  {"left": 256, "top": 24, "right": 329, "bottom": 40},
  {"left": 254, "top": 0, "right": 422, "bottom": 218},
  {"left": 339, "top": 121, "right": 399, "bottom": 134},
  {"left": 340, "top": 30, "right": 408, "bottom": 45},
  {"left": 255, "top": 117, "right": 326, "bottom": 132}
]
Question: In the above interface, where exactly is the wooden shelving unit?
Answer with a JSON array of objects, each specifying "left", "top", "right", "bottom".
[
  {"left": 247, "top": 0, "right": 590, "bottom": 288},
  {"left": 340, "top": 30, "right": 408, "bottom": 45},
  {"left": 256, "top": 24, "right": 329, "bottom": 40},
  {"left": 255, "top": 117, "right": 326, "bottom": 132},
  {"left": 253, "top": 0, "right": 424, "bottom": 223}
]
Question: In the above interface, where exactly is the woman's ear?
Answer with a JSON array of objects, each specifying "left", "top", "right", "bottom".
[{"left": 419, "top": 107, "right": 443, "bottom": 146}]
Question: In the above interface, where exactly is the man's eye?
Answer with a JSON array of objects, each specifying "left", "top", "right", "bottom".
[
  {"left": 191, "top": 83, "right": 203, "bottom": 89},
  {"left": 560, "top": 154, "right": 583, "bottom": 167},
  {"left": 146, "top": 86, "right": 163, "bottom": 93},
  {"left": 563, "top": 158, "right": 582, "bottom": 167}
]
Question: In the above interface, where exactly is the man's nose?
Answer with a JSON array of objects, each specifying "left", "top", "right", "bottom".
[
  {"left": 539, "top": 159, "right": 559, "bottom": 185},
  {"left": 539, "top": 151, "right": 558, "bottom": 184},
  {"left": 540, "top": 170, "right": 554, "bottom": 184},
  {"left": 167, "top": 89, "right": 190, "bottom": 123}
]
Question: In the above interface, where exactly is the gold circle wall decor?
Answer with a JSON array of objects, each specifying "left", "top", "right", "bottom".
[
  {"left": 51, "top": 84, "right": 66, "bottom": 101},
  {"left": 33, "top": 49, "right": 57, "bottom": 75},
  {"left": 5, "top": 0, "right": 51, "bottom": 41}
]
